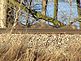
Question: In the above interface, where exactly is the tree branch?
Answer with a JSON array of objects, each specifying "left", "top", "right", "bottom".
[{"left": 8, "top": 0, "right": 65, "bottom": 27}]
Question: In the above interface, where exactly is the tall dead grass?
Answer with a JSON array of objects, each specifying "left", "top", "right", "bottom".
[{"left": 0, "top": 34, "right": 81, "bottom": 61}]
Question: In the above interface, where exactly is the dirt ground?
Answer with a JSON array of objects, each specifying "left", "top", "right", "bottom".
[{"left": 0, "top": 33, "right": 81, "bottom": 61}]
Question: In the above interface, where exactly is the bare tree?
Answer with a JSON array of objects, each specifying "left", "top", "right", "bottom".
[
  {"left": 0, "top": 0, "right": 6, "bottom": 28},
  {"left": 9, "top": 0, "right": 65, "bottom": 28},
  {"left": 77, "top": 0, "right": 81, "bottom": 28},
  {"left": 77, "top": 0, "right": 81, "bottom": 17},
  {"left": 42, "top": 0, "right": 48, "bottom": 16},
  {"left": 54, "top": 0, "right": 58, "bottom": 20},
  {"left": 70, "top": 0, "right": 72, "bottom": 20}
]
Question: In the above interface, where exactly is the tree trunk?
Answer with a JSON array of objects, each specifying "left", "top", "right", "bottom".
[
  {"left": 77, "top": 0, "right": 81, "bottom": 17},
  {"left": 29, "top": 0, "right": 33, "bottom": 8},
  {"left": 54, "top": 0, "right": 58, "bottom": 19},
  {"left": 0, "top": 0, "right": 6, "bottom": 28},
  {"left": 77, "top": 0, "right": 81, "bottom": 28},
  {"left": 41, "top": 0, "right": 48, "bottom": 27},
  {"left": 70, "top": 0, "right": 72, "bottom": 19},
  {"left": 42, "top": 0, "right": 48, "bottom": 16}
]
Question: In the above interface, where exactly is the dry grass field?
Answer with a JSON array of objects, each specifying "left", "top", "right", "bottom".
[{"left": 0, "top": 33, "right": 81, "bottom": 61}]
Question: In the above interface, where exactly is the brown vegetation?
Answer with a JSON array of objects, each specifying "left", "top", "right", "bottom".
[{"left": 0, "top": 34, "right": 81, "bottom": 61}]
